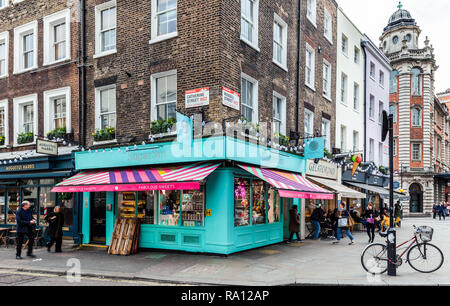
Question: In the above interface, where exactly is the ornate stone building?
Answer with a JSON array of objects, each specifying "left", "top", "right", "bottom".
[{"left": 380, "top": 3, "right": 438, "bottom": 215}]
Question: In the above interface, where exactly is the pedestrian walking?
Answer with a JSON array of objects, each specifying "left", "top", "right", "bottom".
[
  {"left": 444, "top": 202, "right": 449, "bottom": 217},
  {"left": 15, "top": 201, "right": 36, "bottom": 260},
  {"left": 432, "top": 203, "right": 437, "bottom": 219},
  {"left": 437, "top": 202, "right": 446, "bottom": 221},
  {"left": 310, "top": 204, "right": 325, "bottom": 240},
  {"left": 45, "top": 206, "right": 65, "bottom": 253},
  {"left": 288, "top": 205, "right": 301, "bottom": 243},
  {"left": 333, "top": 203, "right": 355, "bottom": 245},
  {"left": 362, "top": 203, "right": 379, "bottom": 244}
]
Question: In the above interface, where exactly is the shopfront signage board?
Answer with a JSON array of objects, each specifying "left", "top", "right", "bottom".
[
  {"left": 306, "top": 159, "right": 338, "bottom": 180},
  {"left": 37, "top": 139, "right": 58, "bottom": 156}
]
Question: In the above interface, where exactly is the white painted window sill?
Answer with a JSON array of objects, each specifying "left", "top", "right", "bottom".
[
  {"left": 93, "top": 139, "right": 117, "bottom": 146},
  {"left": 14, "top": 142, "right": 36, "bottom": 147},
  {"left": 305, "top": 83, "right": 315, "bottom": 92},
  {"left": 43, "top": 57, "right": 71, "bottom": 67},
  {"left": 151, "top": 130, "right": 177, "bottom": 139},
  {"left": 0, "top": 74, "right": 8, "bottom": 79},
  {"left": 272, "top": 60, "right": 288, "bottom": 72},
  {"left": 240, "top": 37, "right": 260, "bottom": 52},
  {"left": 13, "top": 66, "right": 38, "bottom": 75},
  {"left": 149, "top": 32, "right": 178, "bottom": 45},
  {"left": 93, "top": 49, "right": 117, "bottom": 59},
  {"left": 323, "top": 94, "right": 332, "bottom": 102}
]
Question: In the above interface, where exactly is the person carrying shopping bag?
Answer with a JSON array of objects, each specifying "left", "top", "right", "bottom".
[{"left": 333, "top": 203, "right": 355, "bottom": 245}]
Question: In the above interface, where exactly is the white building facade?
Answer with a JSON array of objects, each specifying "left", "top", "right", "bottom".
[{"left": 335, "top": 8, "right": 365, "bottom": 155}]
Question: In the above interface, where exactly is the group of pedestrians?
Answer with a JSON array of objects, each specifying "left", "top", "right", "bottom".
[
  {"left": 289, "top": 201, "right": 403, "bottom": 246},
  {"left": 432, "top": 202, "right": 448, "bottom": 221},
  {"left": 15, "top": 200, "right": 65, "bottom": 260}
]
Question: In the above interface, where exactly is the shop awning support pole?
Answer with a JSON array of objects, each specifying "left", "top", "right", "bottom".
[{"left": 387, "top": 114, "right": 397, "bottom": 276}]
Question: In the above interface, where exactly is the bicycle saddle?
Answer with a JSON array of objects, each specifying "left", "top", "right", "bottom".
[{"left": 379, "top": 231, "right": 388, "bottom": 238}]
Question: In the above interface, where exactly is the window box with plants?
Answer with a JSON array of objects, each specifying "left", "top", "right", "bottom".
[
  {"left": 273, "top": 133, "right": 290, "bottom": 147},
  {"left": 0, "top": 135, "right": 5, "bottom": 146},
  {"left": 46, "top": 127, "right": 67, "bottom": 141},
  {"left": 17, "top": 132, "right": 34, "bottom": 145},
  {"left": 240, "top": 116, "right": 260, "bottom": 140},
  {"left": 150, "top": 118, "right": 177, "bottom": 138},
  {"left": 92, "top": 126, "right": 116, "bottom": 142}
]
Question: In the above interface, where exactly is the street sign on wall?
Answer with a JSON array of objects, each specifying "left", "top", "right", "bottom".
[
  {"left": 222, "top": 86, "right": 240, "bottom": 110},
  {"left": 185, "top": 87, "right": 210, "bottom": 108}
]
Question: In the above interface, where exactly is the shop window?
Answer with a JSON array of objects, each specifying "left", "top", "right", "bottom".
[
  {"left": 234, "top": 177, "right": 250, "bottom": 227},
  {"left": 267, "top": 187, "right": 280, "bottom": 223},
  {"left": 7, "top": 189, "right": 20, "bottom": 224},
  {"left": 39, "top": 186, "right": 56, "bottom": 226},
  {"left": 159, "top": 190, "right": 180, "bottom": 226},
  {"left": 23, "top": 186, "right": 38, "bottom": 222},
  {"left": 138, "top": 191, "right": 157, "bottom": 224},
  {"left": 252, "top": 180, "right": 266, "bottom": 225},
  {"left": 60, "top": 197, "right": 73, "bottom": 228},
  {"left": 181, "top": 189, "right": 205, "bottom": 227}
]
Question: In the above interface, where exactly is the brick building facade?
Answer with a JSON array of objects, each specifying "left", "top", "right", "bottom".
[
  {"left": 299, "top": 0, "right": 337, "bottom": 152},
  {"left": 84, "top": 0, "right": 302, "bottom": 150}
]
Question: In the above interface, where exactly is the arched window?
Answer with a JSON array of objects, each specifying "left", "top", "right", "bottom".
[
  {"left": 411, "top": 67, "right": 422, "bottom": 96},
  {"left": 412, "top": 108, "right": 421, "bottom": 127},
  {"left": 390, "top": 70, "right": 399, "bottom": 93}
]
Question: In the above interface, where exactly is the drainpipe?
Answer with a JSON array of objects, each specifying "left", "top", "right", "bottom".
[
  {"left": 361, "top": 41, "right": 368, "bottom": 163},
  {"left": 78, "top": 0, "right": 87, "bottom": 148},
  {"left": 295, "top": 0, "right": 302, "bottom": 144}
]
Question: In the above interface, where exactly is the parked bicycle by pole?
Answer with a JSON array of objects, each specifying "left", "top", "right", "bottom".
[{"left": 361, "top": 225, "right": 444, "bottom": 274}]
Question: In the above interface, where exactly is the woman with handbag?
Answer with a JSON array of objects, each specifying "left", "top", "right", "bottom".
[
  {"left": 332, "top": 203, "right": 354, "bottom": 245},
  {"left": 362, "top": 202, "right": 379, "bottom": 244}
]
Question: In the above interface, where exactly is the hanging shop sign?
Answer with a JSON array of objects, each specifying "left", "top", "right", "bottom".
[
  {"left": 36, "top": 139, "right": 58, "bottom": 156},
  {"left": 306, "top": 159, "right": 338, "bottom": 180},
  {"left": 222, "top": 86, "right": 240, "bottom": 110},
  {"left": 185, "top": 87, "right": 210, "bottom": 108}
]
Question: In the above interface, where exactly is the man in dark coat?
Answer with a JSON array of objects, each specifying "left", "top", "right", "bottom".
[
  {"left": 45, "top": 206, "right": 65, "bottom": 253},
  {"left": 288, "top": 205, "right": 301, "bottom": 243},
  {"left": 15, "top": 201, "right": 36, "bottom": 259},
  {"left": 310, "top": 205, "right": 325, "bottom": 240}
]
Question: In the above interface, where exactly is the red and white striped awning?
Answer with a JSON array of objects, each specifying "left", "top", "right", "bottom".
[
  {"left": 238, "top": 164, "right": 333, "bottom": 200},
  {"left": 52, "top": 163, "right": 220, "bottom": 193}
]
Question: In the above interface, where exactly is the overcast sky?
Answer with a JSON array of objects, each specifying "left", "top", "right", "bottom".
[{"left": 337, "top": 0, "right": 449, "bottom": 93}]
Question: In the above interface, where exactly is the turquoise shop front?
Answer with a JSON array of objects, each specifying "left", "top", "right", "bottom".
[{"left": 53, "top": 136, "right": 332, "bottom": 254}]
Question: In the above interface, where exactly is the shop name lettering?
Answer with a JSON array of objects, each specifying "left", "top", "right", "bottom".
[
  {"left": 128, "top": 151, "right": 167, "bottom": 162},
  {"left": 308, "top": 163, "right": 336, "bottom": 177},
  {"left": 4, "top": 164, "right": 35, "bottom": 171}
]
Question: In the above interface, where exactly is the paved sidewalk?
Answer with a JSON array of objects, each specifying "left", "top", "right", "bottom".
[{"left": 0, "top": 217, "right": 448, "bottom": 286}]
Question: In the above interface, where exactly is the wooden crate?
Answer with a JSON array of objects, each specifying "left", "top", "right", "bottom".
[{"left": 108, "top": 218, "right": 140, "bottom": 256}]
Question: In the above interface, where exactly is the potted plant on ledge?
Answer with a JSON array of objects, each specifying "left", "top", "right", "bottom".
[
  {"left": 150, "top": 118, "right": 176, "bottom": 138},
  {"left": 46, "top": 127, "right": 67, "bottom": 141},
  {"left": 92, "top": 126, "right": 116, "bottom": 142},
  {"left": 0, "top": 135, "right": 5, "bottom": 146},
  {"left": 17, "top": 132, "right": 34, "bottom": 145}
]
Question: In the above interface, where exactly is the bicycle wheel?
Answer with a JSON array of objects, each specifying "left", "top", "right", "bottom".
[
  {"left": 407, "top": 243, "right": 444, "bottom": 273},
  {"left": 361, "top": 243, "right": 388, "bottom": 274}
]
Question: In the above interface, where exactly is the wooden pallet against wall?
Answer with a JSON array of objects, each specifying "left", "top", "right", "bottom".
[{"left": 108, "top": 218, "right": 140, "bottom": 255}]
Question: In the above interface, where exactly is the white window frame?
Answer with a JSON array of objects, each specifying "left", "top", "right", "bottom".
[
  {"left": 369, "top": 95, "right": 375, "bottom": 119},
  {"left": 369, "top": 138, "right": 374, "bottom": 161},
  {"left": 322, "top": 59, "right": 331, "bottom": 100},
  {"left": 305, "top": 43, "right": 315, "bottom": 90},
  {"left": 0, "top": 0, "right": 9, "bottom": 10},
  {"left": 240, "top": 72, "right": 259, "bottom": 123},
  {"left": 321, "top": 118, "right": 330, "bottom": 151},
  {"left": 95, "top": 84, "right": 117, "bottom": 134},
  {"left": 353, "top": 131, "right": 359, "bottom": 152},
  {"left": 323, "top": 8, "right": 332, "bottom": 43},
  {"left": 272, "top": 91, "right": 286, "bottom": 136},
  {"left": 412, "top": 143, "right": 421, "bottom": 161},
  {"left": 353, "top": 82, "right": 359, "bottom": 111},
  {"left": 412, "top": 107, "right": 421, "bottom": 127},
  {"left": 304, "top": 109, "right": 314, "bottom": 137},
  {"left": 379, "top": 70, "right": 384, "bottom": 87},
  {"left": 240, "top": 0, "right": 259, "bottom": 51},
  {"left": 94, "top": 0, "right": 117, "bottom": 59},
  {"left": 150, "top": 69, "right": 177, "bottom": 122},
  {"left": 0, "top": 31, "right": 9, "bottom": 78},
  {"left": 393, "top": 138, "right": 397, "bottom": 157},
  {"left": 340, "top": 125, "right": 347, "bottom": 152},
  {"left": 370, "top": 62, "right": 376, "bottom": 79},
  {"left": 379, "top": 142, "right": 383, "bottom": 165},
  {"left": 12, "top": 0, "right": 24, "bottom": 3},
  {"left": 340, "top": 73, "right": 347, "bottom": 104},
  {"left": 341, "top": 34, "right": 348, "bottom": 56},
  {"left": 354, "top": 47, "right": 360, "bottom": 64},
  {"left": 272, "top": 13, "right": 288, "bottom": 71},
  {"left": 43, "top": 9, "right": 71, "bottom": 66},
  {"left": 13, "top": 20, "right": 38, "bottom": 74},
  {"left": 43, "top": 87, "right": 71, "bottom": 136},
  {"left": 306, "top": 0, "right": 316, "bottom": 27},
  {"left": 150, "top": 0, "right": 178, "bottom": 44},
  {"left": 378, "top": 101, "right": 384, "bottom": 124},
  {"left": 13, "top": 94, "right": 38, "bottom": 146},
  {"left": 0, "top": 100, "right": 9, "bottom": 147}
]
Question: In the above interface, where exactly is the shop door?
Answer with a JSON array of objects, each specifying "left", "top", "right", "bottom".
[
  {"left": 409, "top": 183, "right": 423, "bottom": 213},
  {"left": 91, "top": 192, "right": 107, "bottom": 244},
  {"left": 283, "top": 198, "right": 293, "bottom": 239}
]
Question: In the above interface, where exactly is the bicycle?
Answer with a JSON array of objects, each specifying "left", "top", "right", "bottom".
[{"left": 361, "top": 225, "right": 444, "bottom": 274}]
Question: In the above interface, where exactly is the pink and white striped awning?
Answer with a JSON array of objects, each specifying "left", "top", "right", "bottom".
[
  {"left": 52, "top": 163, "right": 220, "bottom": 193},
  {"left": 238, "top": 164, "right": 333, "bottom": 200}
]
